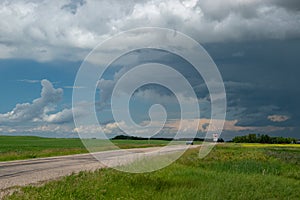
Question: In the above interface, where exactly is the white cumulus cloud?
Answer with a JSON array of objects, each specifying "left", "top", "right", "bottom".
[{"left": 0, "top": 79, "right": 63, "bottom": 123}]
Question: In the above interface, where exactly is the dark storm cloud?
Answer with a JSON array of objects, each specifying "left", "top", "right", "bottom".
[
  {"left": 205, "top": 39, "right": 300, "bottom": 129},
  {"left": 61, "top": 0, "right": 86, "bottom": 14},
  {"left": 99, "top": 41, "right": 300, "bottom": 132},
  {"left": 98, "top": 48, "right": 208, "bottom": 105},
  {"left": 271, "top": 0, "right": 300, "bottom": 11}
]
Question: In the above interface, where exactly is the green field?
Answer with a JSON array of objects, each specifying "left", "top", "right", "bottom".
[
  {"left": 0, "top": 136, "right": 171, "bottom": 161},
  {"left": 4, "top": 143, "right": 300, "bottom": 200}
]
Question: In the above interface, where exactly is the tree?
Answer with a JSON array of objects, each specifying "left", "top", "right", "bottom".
[
  {"left": 247, "top": 134, "right": 257, "bottom": 143},
  {"left": 233, "top": 134, "right": 296, "bottom": 144}
]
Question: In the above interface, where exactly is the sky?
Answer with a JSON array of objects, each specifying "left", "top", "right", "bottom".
[{"left": 0, "top": 0, "right": 300, "bottom": 140}]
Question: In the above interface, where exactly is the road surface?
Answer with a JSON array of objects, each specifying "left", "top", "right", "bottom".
[{"left": 0, "top": 145, "right": 198, "bottom": 194}]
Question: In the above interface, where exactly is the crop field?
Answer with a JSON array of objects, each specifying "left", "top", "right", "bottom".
[
  {"left": 0, "top": 136, "right": 171, "bottom": 161},
  {"left": 4, "top": 143, "right": 300, "bottom": 200}
]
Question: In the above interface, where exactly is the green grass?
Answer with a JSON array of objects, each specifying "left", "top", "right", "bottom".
[
  {"left": 0, "top": 136, "right": 171, "bottom": 161},
  {"left": 5, "top": 144, "right": 300, "bottom": 200},
  {"left": 0, "top": 136, "right": 87, "bottom": 161}
]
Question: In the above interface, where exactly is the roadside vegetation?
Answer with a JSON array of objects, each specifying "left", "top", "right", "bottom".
[
  {"left": 5, "top": 143, "right": 300, "bottom": 200},
  {"left": 0, "top": 136, "right": 170, "bottom": 161}
]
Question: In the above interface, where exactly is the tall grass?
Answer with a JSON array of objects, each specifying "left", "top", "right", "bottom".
[{"left": 5, "top": 144, "right": 300, "bottom": 200}]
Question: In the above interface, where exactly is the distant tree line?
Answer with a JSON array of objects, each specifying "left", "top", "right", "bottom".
[
  {"left": 232, "top": 134, "right": 297, "bottom": 144},
  {"left": 112, "top": 135, "right": 174, "bottom": 141},
  {"left": 112, "top": 135, "right": 225, "bottom": 142}
]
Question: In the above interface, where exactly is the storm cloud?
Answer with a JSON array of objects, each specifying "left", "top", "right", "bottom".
[{"left": 0, "top": 0, "right": 300, "bottom": 61}]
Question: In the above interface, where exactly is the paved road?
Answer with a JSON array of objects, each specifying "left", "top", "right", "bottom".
[{"left": 0, "top": 145, "right": 198, "bottom": 192}]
